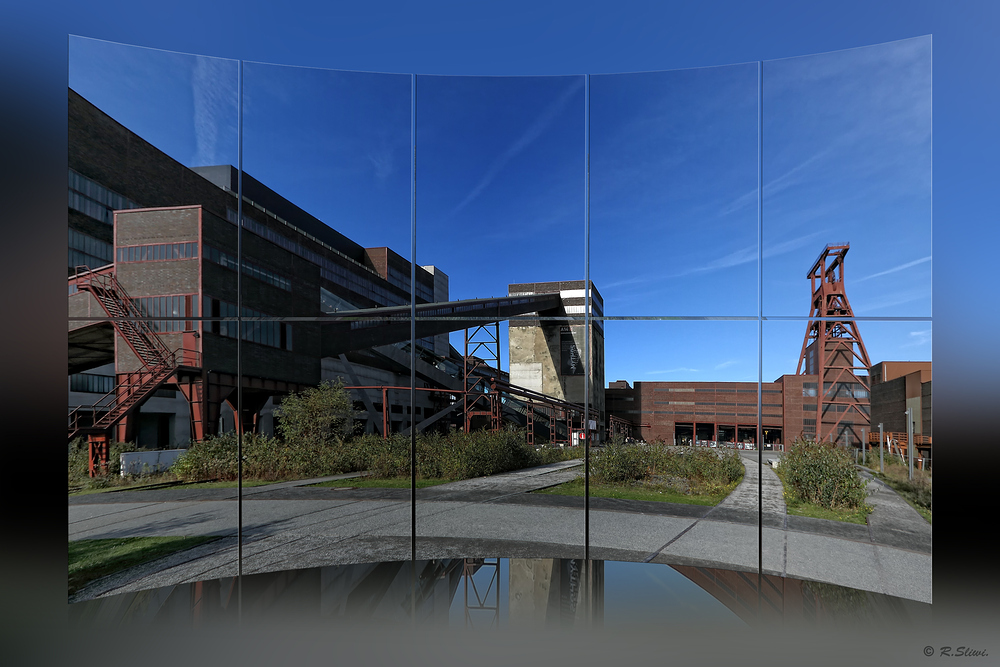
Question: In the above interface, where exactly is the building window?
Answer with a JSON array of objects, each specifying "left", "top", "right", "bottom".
[
  {"left": 133, "top": 295, "right": 198, "bottom": 333},
  {"left": 205, "top": 296, "right": 292, "bottom": 351},
  {"left": 69, "top": 373, "right": 114, "bottom": 394},
  {"left": 117, "top": 242, "right": 198, "bottom": 263},
  {"left": 69, "top": 229, "right": 113, "bottom": 269},
  {"left": 205, "top": 245, "right": 291, "bottom": 291},
  {"left": 69, "top": 169, "right": 141, "bottom": 224}
]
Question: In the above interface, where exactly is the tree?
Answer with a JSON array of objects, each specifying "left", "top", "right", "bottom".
[{"left": 274, "top": 380, "right": 355, "bottom": 447}]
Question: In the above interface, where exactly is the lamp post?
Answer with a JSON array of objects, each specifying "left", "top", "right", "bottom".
[
  {"left": 879, "top": 422, "right": 883, "bottom": 474},
  {"left": 906, "top": 408, "right": 914, "bottom": 481},
  {"left": 862, "top": 428, "right": 866, "bottom": 466}
]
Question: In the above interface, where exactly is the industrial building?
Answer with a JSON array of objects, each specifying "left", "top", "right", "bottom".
[
  {"left": 67, "top": 86, "right": 928, "bottom": 465},
  {"left": 605, "top": 245, "right": 931, "bottom": 453},
  {"left": 67, "top": 88, "right": 603, "bottom": 463}
]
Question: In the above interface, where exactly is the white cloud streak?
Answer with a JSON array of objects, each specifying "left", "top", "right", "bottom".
[
  {"left": 450, "top": 79, "right": 584, "bottom": 215},
  {"left": 855, "top": 256, "right": 932, "bottom": 283}
]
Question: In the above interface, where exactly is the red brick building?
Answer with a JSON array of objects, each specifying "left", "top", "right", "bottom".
[{"left": 606, "top": 374, "right": 822, "bottom": 449}]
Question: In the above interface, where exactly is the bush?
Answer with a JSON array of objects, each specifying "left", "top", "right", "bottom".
[
  {"left": 171, "top": 428, "right": 580, "bottom": 483},
  {"left": 68, "top": 438, "right": 139, "bottom": 489},
  {"left": 780, "top": 439, "right": 870, "bottom": 510},
  {"left": 172, "top": 431, "right": 348, "bottom": 482},
  {"left": 347, "top": 429, "right": 577, "bottom": 480},
  {"left": 274, "top": 380, "right": 356, "bottom": 448},
  {"left": 590, "top": 439, "right": 743, "bottom": 494}
]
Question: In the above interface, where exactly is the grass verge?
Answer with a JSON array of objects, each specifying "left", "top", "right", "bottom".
[
  {"left": 69, "top": 536, "right": 218, "bottom": 597},
  {"left": 309, "top": 477, "right": 457, "bottom": 489},
  {"left": 868, "top": 463, "right": 932, "bottom": 525},
  {"left": 534, "top": 476, "right": 737, "bottom": 506},
  {"left": 69, "top": 477, "right": 275, "bottom": 496},
  {"left": 782, "top": 496, "right": 871, "bottom": 524}
]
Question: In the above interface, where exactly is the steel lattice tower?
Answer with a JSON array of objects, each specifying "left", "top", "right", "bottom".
[{"left": 796, "top": 243, "right": 872, "bottom": 445}]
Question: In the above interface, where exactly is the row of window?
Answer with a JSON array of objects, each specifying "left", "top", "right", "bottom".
[
  {"left": 69, "top": 169, "right": 141, "bottom": 225},
  {"left": 69, "top": 248, "right": 111, "bottom": 272},
  {"left": 227, "top": 208, "right": 411, "bottom": 308},
  {"left": 117, "top": 242, "right": 199, "bottom": 263},
  {"left": 69, "top": 373, "right": 115, "bottom": 395},
  {"left": 69, "top": 228, "right": 113, "bottom": 263},
  {"left": 387, "top": 266, "right": 434, "bottom": 302},
  {"left": 205, "top": 297, "right": 293, "bottom": 351},
  {"left": 653, "top": 387, "right": 770, "bottom": 393},
  {"left": 204, "top": 245, "right": 292, "bottom": 292},
  {"left": 133, "top": 295, "right": 198, "bottom": 333}
]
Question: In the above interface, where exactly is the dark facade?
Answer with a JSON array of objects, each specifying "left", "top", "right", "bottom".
[
  {"left": 68, "top": 88, "right": 452, "bottom": 445},
  {"left": 869, "top": 361, "right": 932, "bottom": 437}
]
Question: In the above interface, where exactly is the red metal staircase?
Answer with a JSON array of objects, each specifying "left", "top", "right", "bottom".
[{"left": 68, "top": 266, "right": 197, "bottom": 475}]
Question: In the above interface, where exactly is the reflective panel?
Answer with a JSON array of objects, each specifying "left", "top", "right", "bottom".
[
  {"left": 68, "top": 37, "right": 239, "bottom": 600},
  {"left": 761, "top": 318, "right": 931, "bottom": 604},
  {"left": 595, "top": 319, "right": 761, "bottom": 570},
  {"left": 413, "top": 74, "right": 587, "bottom": 560},
  {"left": 236, "top": 64, "right": 415, "bottom": 571},
  {"left": 762, "top": 38, "right": 932, "bottom": 317},
  {"left": 68, "top": 558, "right": 930, "bottom": 630},
  {"left": 590, "top": 64, "right": 759, "bottom": 317}
]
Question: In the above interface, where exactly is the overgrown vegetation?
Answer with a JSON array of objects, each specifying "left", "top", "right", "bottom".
[
  {"left": 72, "top": 383, "right": 579, "bottom": 489},
  {"left": 274, "top": 379, "right": 356, "bottom": 445},
  {"left": 589, "top": 437, "right": 744, "bottom": 499},
  {"left": 68, "top": 438, "right": 156, "bottom": 493},
  {"left": 871, "top": 459, "right": 932, "bottom": 523},
  {"left": 776, "top": 438, "right": 872, "bottom": 516},
  {"left": 172, "top": 429, "right": 579, "bottom": 483},
  {"left": 534, "top": 438, "right": 744, "bottom": 504}
]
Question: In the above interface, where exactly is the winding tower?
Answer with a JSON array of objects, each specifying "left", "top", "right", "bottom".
[{"left": 796, "top": 243, "right": 872, "bottom": 445}]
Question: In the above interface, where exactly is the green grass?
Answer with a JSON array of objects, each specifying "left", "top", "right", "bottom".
[
  {"left": 69, "top": 536, "right": 218, "bottom": 597},
  {"left": 69, "top": 477, "right": 275, "bottom": 496},
  {"left": 782, "top": 496, "right": 871, "bottom": 525},
  {"left": 534, "top": 477, "right": 736, "bottom": 506},
  {"left": 309, "top": 477, "right": 458, "bottom": 489}
]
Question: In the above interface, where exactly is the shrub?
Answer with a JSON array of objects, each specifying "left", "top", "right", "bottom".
[
  {"left": 780, "top": 439, "right": 870, "bottom": 510},
  {"left": 590, "top": 437, "right": 650, "bottom": 484},
  {"left": 274, "top": 380, "right": 356, "bottom": 448},
  {"left": 68, "top": 438, "right": 138, "bottom": 489},
  {"left": 590, "top": 440, "right": 743, "bottom": 493},
  {"left": 170, "top": 428, "right": 579, "bottom": 483}
]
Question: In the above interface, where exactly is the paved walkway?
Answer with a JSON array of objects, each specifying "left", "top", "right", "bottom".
[{"left": 69, "top": 456, "right": 931, "bottom": 605}]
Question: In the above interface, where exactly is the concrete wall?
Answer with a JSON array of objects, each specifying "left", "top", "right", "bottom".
[
  {"left": 508, "top": 281, "right": 605, "bottom": 427},
  {"left": 120, "top": 449, "right": 186, "bottom": 476}
]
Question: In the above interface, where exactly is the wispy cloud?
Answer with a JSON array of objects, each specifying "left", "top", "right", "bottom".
[
  {"left": 191, "top": 57, "right": 238, "bottom": 167},
  {"left": 450, "top": 79, "right": 584, "bottom": 216},
  {"left": 367, "top": 140, "right": 396, "bottom": 181},
  {"left": 855, "top": 256, "right": 931, "bottom": 283},
  {"left": 664, "top": 230, "right": 825, "bottom": 279},
  {"left": 714, "top": 360, "right": 739, "bottom": 370},
  {"left": 902, "top": 329, "right": 932, "bottom": 348}
]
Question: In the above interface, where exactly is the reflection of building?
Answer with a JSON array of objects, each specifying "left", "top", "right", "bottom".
[
  {"left": 607, "top": 359, "right": 930, "bottom": 449},
  {"left": 67, "top": 88, "right": 602, "bottom": 452},
  {"left": 870, "top": 361, "right": 932, "bottom": 437},
  {"left": 605, "top": 243, "right": 930, "bottom": 450},
  {"left": 605, "top": 375, "right": 815, "bottom": 448},
  {"left": 67, "top": 88, "right": 456, "bottom": 447}
]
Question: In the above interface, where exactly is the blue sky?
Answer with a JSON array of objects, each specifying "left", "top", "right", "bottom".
[{"left": 64, "top": 7, "right": 945, "bottom": 385}]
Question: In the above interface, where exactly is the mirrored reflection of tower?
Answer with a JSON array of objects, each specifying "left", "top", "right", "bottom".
[
  {"left": 796, "top": 244, "right": 872, "bottom": 445},
  {"left": 507, "top": 559, "right": 604, "bottom": 629}
]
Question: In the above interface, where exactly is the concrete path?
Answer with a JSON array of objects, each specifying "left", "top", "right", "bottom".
[{"left": 69, "top": 457, "right": 931, "bottom": 605}]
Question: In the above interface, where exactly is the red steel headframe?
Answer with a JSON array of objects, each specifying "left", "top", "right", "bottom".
[{"left": 796, "top": 243, "right": 872, "bottom": 445}]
